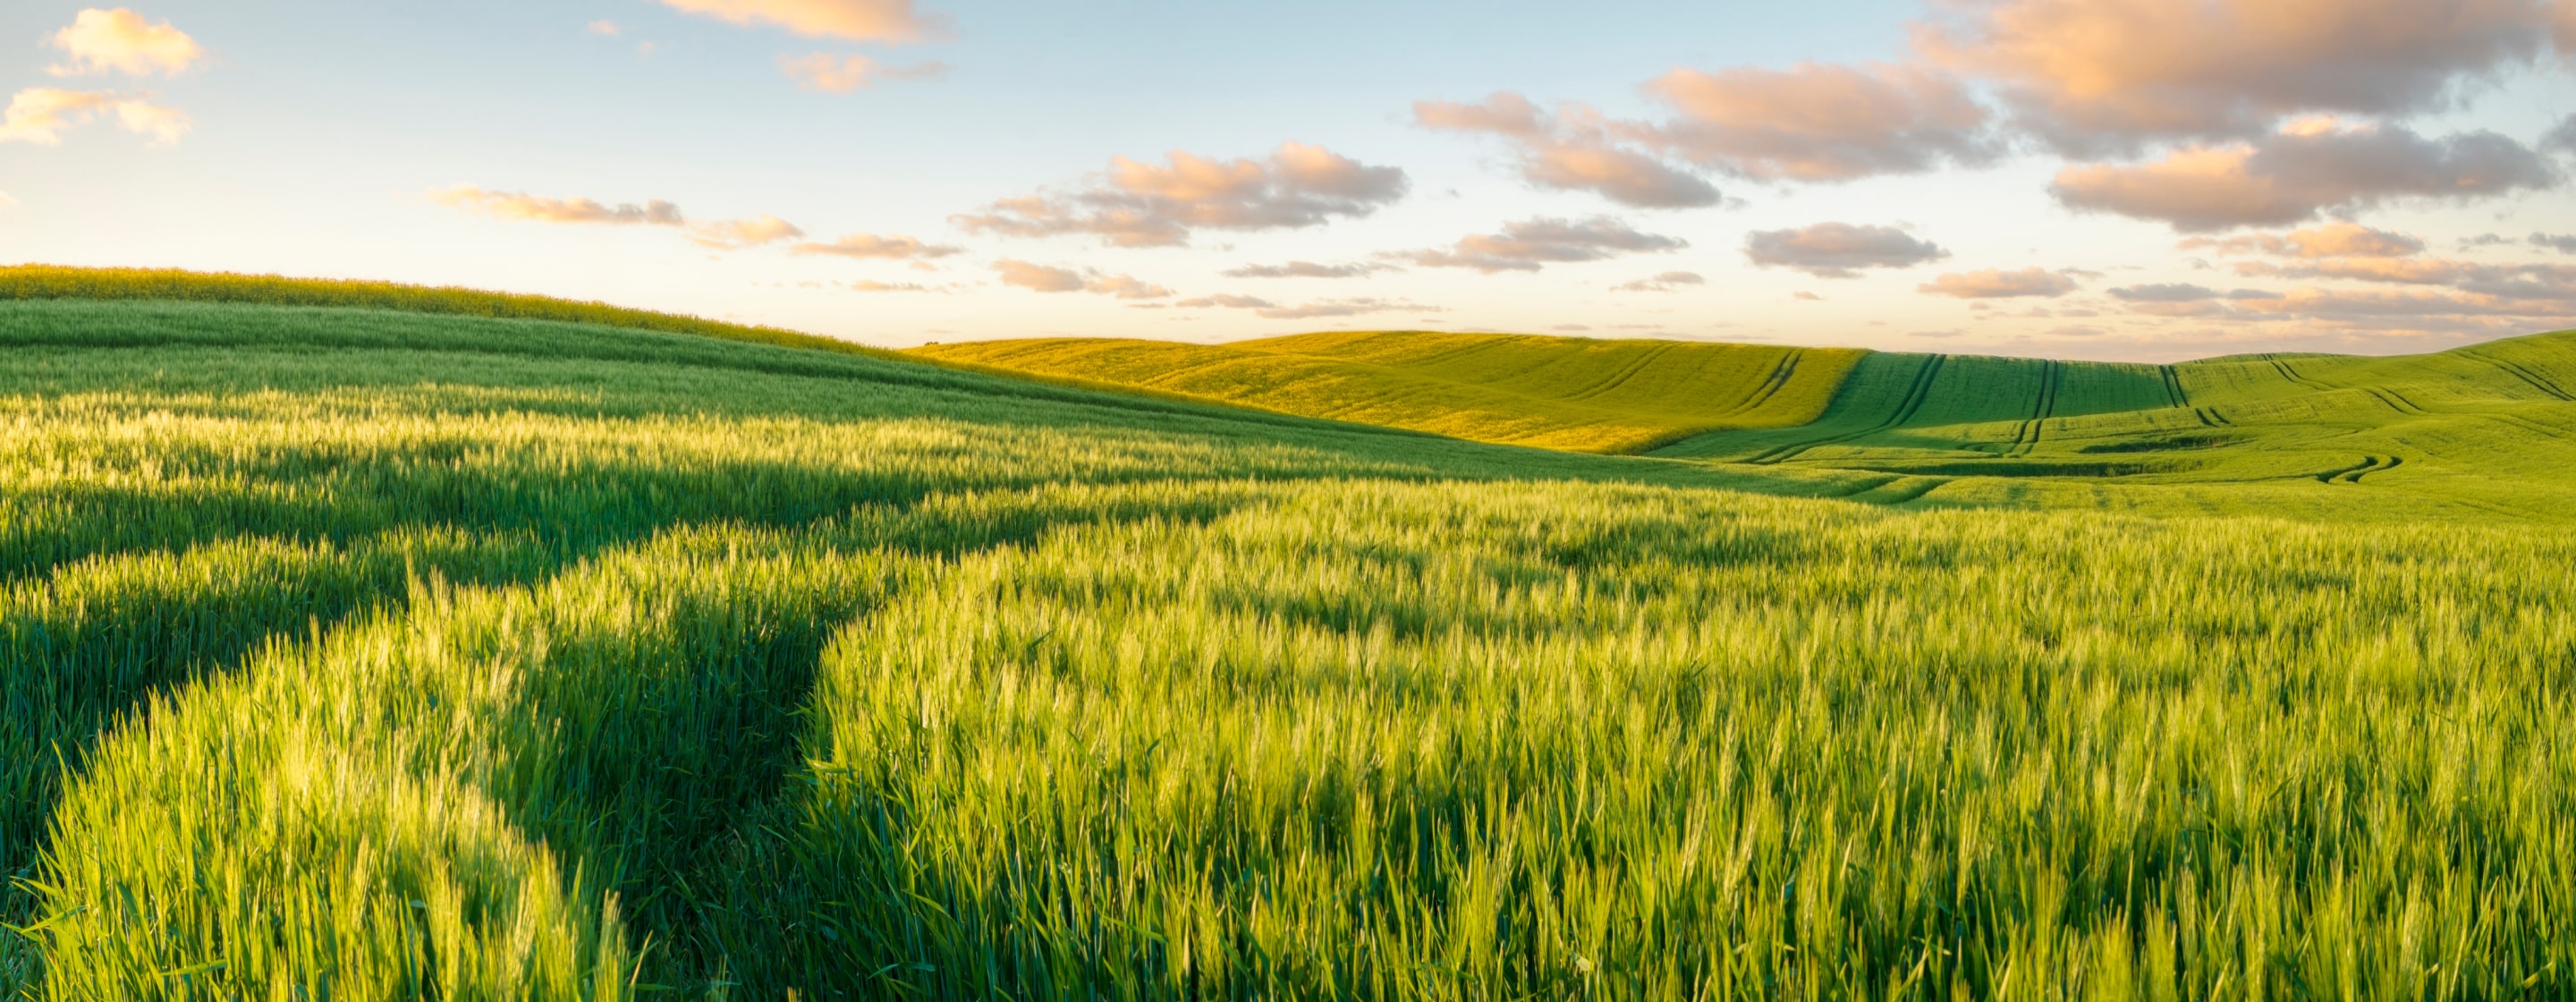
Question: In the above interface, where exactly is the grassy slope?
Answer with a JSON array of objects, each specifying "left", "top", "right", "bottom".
[
  {"left": 4, "top": 293, "right": 2576, "bottom": 999},
  {"left": 908, "top": 330, "right": 1865, "bottom": 454},
  {"left": 1655, "top": 334, "right": 2576, "bottom": 521}
]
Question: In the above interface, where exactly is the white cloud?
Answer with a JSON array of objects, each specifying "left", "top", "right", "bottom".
[{"left": 48, "top": 8, "right": 206, "bottom": 78}]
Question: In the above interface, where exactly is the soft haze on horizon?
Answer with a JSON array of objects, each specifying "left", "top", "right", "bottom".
[{"left": 3, "top": 0, "right": 2574, "bottom": 362}]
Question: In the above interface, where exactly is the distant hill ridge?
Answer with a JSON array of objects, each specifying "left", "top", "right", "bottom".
[{"left": 911, "top": 331, "right": 1867, "bottom": 454}]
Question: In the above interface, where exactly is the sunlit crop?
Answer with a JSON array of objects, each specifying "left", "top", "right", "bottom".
[{"left": 4, "top": 282, "right": 2576, "bottom": 1000}]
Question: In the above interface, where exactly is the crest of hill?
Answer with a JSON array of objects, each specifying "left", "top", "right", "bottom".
[
  {"left": 908, "top": 330, "right": 1866, "bottom": 454},
  {"left": 0, "top": 265, "right": 905, "bottom": 362}
]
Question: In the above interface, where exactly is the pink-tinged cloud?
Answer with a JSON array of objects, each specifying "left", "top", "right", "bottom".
[
  {"left": 777, "top": 53, "right": 949, "bottom": 93},
  {"left": 1743, "top": 222, "right": 1947, "bottom": 279},
  {"left": 1396, "top": 217, "right": 1687, "bottom": 274},
  {"left": 1256, "top": 298, "right": 1441, "bottom": 320},
  {"left": 1173, "top": 293, "right": 1443, "bottom": 319},
  {"left": 1174, "top": 294, "right": 1277, "bottom": 310},
  {"left": 2233, "top": 258, "right": 2576, "bottom": 300},
  {"left": 2050, "top": 119, "right": 2560, "bottom": 232},
  {"left": 657, "top": 0, "right": 947, "bottom": 43},
  {"left": 49, "top": 9, "right": 206, "bottom": 78},
  {"left": 1415, "top": 93, "right": 1722, "bottom": 208},
  {"left": 1919, "top": 267, "right": 2080, "bottom": 299},
  {"left": 1640, "top": 61, "right": 1997, "bottom": 182},
  {"left": 847, "top": 279, "right": 936, "bottom": 293},
  {"left": 993, "top": 259, "right": 1087, "bottom": 293},
  {"left": 2106, "top": 284, "right": 2282, "bottom": 302},
  {"left": 790, "top": 233, "right": 962, "bottom": 260},
  {"left": 431, "top": 185, "right": 687, "bottom": 225},
  {"left": 991, "top": 259, "right": 1172, "bottom": 299},
  {"left": 2187, "top": 221, "right": 2428, "bottom": 259},
  {"left": 1612, "top": 271, "right": 1706, "bottom": 293},
  {"left": 0, "top": 88, "right": 187, "bottom": 145},
  {"left": 687, "top": 214, "right": 805, "bottom": 249},
  {"left": 954, "top": 142, "right": 1407, "bottom": 247},
  {"left": 1915, "top": 0, "right": 2566, "bottom": 156},
  {"left": 1220, "top": 260, "right": 1395, "bottom": 279}
]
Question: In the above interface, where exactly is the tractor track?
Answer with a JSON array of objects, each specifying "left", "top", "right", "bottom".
[
  {"left": 1717, "top": 353, "right": 1802, "bottom": 418},
  {"left": 2269, "top": 357, "right": 2334, "bottom": 393},
  {"left": 1748, "top": 354, "right": 1947, "bottom": 465},
  {"left": 2467, "top": 353, "right": 2576, "bottom": 402},
  {"left": 2006, "top": 361, "right": 2063, "bottom": 458},
  {"left": 1566, "top": 344, "right": 1679, "bottom": 402}
]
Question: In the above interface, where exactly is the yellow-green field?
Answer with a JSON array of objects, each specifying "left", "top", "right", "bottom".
[
  {"left": 5, "top": 269, "right": 2576, "bottom": 1000},
  {"left": 910, "top": 330, "right": 1864, "bottom": 453}
]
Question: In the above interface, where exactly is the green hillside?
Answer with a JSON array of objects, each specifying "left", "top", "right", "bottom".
[
  {"left": 909, "top": 330, "right": 1865, "bottom": 454},
  {"left": 1657, "top": 335, "right": 2576, "bottom": 520},
  {"left": 4, "top": 279, "right": 2576, "bottom": 999}
]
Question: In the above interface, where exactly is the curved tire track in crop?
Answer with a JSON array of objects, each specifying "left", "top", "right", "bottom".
[{"left": 1749, "top": 354, "right": 1947, "bottom": 465}]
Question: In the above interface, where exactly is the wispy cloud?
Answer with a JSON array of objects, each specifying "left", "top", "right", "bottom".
[
  {"left": 2050, "top": 118, "right": 2560, "bottom": 232},
  {"left": 48, "top": 8, "right": 206, "bottom": 78},
  {"left": 1611, "top": 271, "right": 1706, "bottom": 293},
  {"left": 1219, "top": 260, "right": 1397, "bottom": 279},
  {"left": 992, "top": 259, "right": 1172, "bottom": 299},
  {"left": 1915, "top": 0, "right": 2570, "bottom": 157},
  {"left": 1919, "top": 267, "right": 2079, "bottom": 299},
  {"left": 0, "top": 88, "right": 187, "bottom": 145},
  {"left": 1171, "top": 293, "right": 1442, "bottom": 319},
  {"left": 778, "top": 53, "right": 950, "bottom": 93},
  {"left": 1640, "top": 61, "right": 1997, "bottom": 182},
  {"left": 1414, "top": 93, "right": 1723, "bottom": 208},
  {"left": 955, "top": 142, "right": 1407, "bottom": 248},
  {"left": 790, "top": 233, "right": 962, "bottom": 260},
  {"left": 2183, "top": 221, "right": 2427, "bottom": 259},
  {"left": 1743, "top": 222, "right": 1946, "bottom": 278},
  {"left": 1394, "top": 217, "right": 1686, "bottom": 274},
  {"left": 432, "top": 185, "right": 686, "bottom": 225},
  {"left": 685, "top": 214, "right": 805, "bottom": 250},
  {"left": 656, "top": 0, "right": 949, "bottom": 43},
  {"left": 430, "top": 185, "right": 807, "bottom": 251}
]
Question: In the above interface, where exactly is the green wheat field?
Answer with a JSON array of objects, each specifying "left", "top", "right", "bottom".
[{"left": 4, "top": 267, "right": 2575, "bottom": 1000}]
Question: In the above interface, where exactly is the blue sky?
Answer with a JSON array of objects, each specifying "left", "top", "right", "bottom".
[{"left": 3, "top": 1, "right": 2572, "bottom": 361}]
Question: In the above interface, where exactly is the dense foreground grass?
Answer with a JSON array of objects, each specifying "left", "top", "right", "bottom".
[
  {"left": 5, "top": 293, "right": 2576, "bottom": 998},
  {"left": 911, "top": 331, "right": 1863, "bottom": 454}
]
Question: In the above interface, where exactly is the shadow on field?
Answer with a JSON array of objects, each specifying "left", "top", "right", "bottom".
[{"left": 2, "top": 473, "right": 1269, "bottom": 995}]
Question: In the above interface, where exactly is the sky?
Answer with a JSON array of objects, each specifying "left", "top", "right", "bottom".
[{"left": 2, "top": 1, "right": 2574, "bottom": 361}]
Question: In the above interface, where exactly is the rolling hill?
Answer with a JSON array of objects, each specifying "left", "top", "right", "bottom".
[
  {"left": 4, "top": 268, "right": 2575, "bottom": 1000},
  {"left": 909, "top": 330, "right": 1865, "bottom": 454}
]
